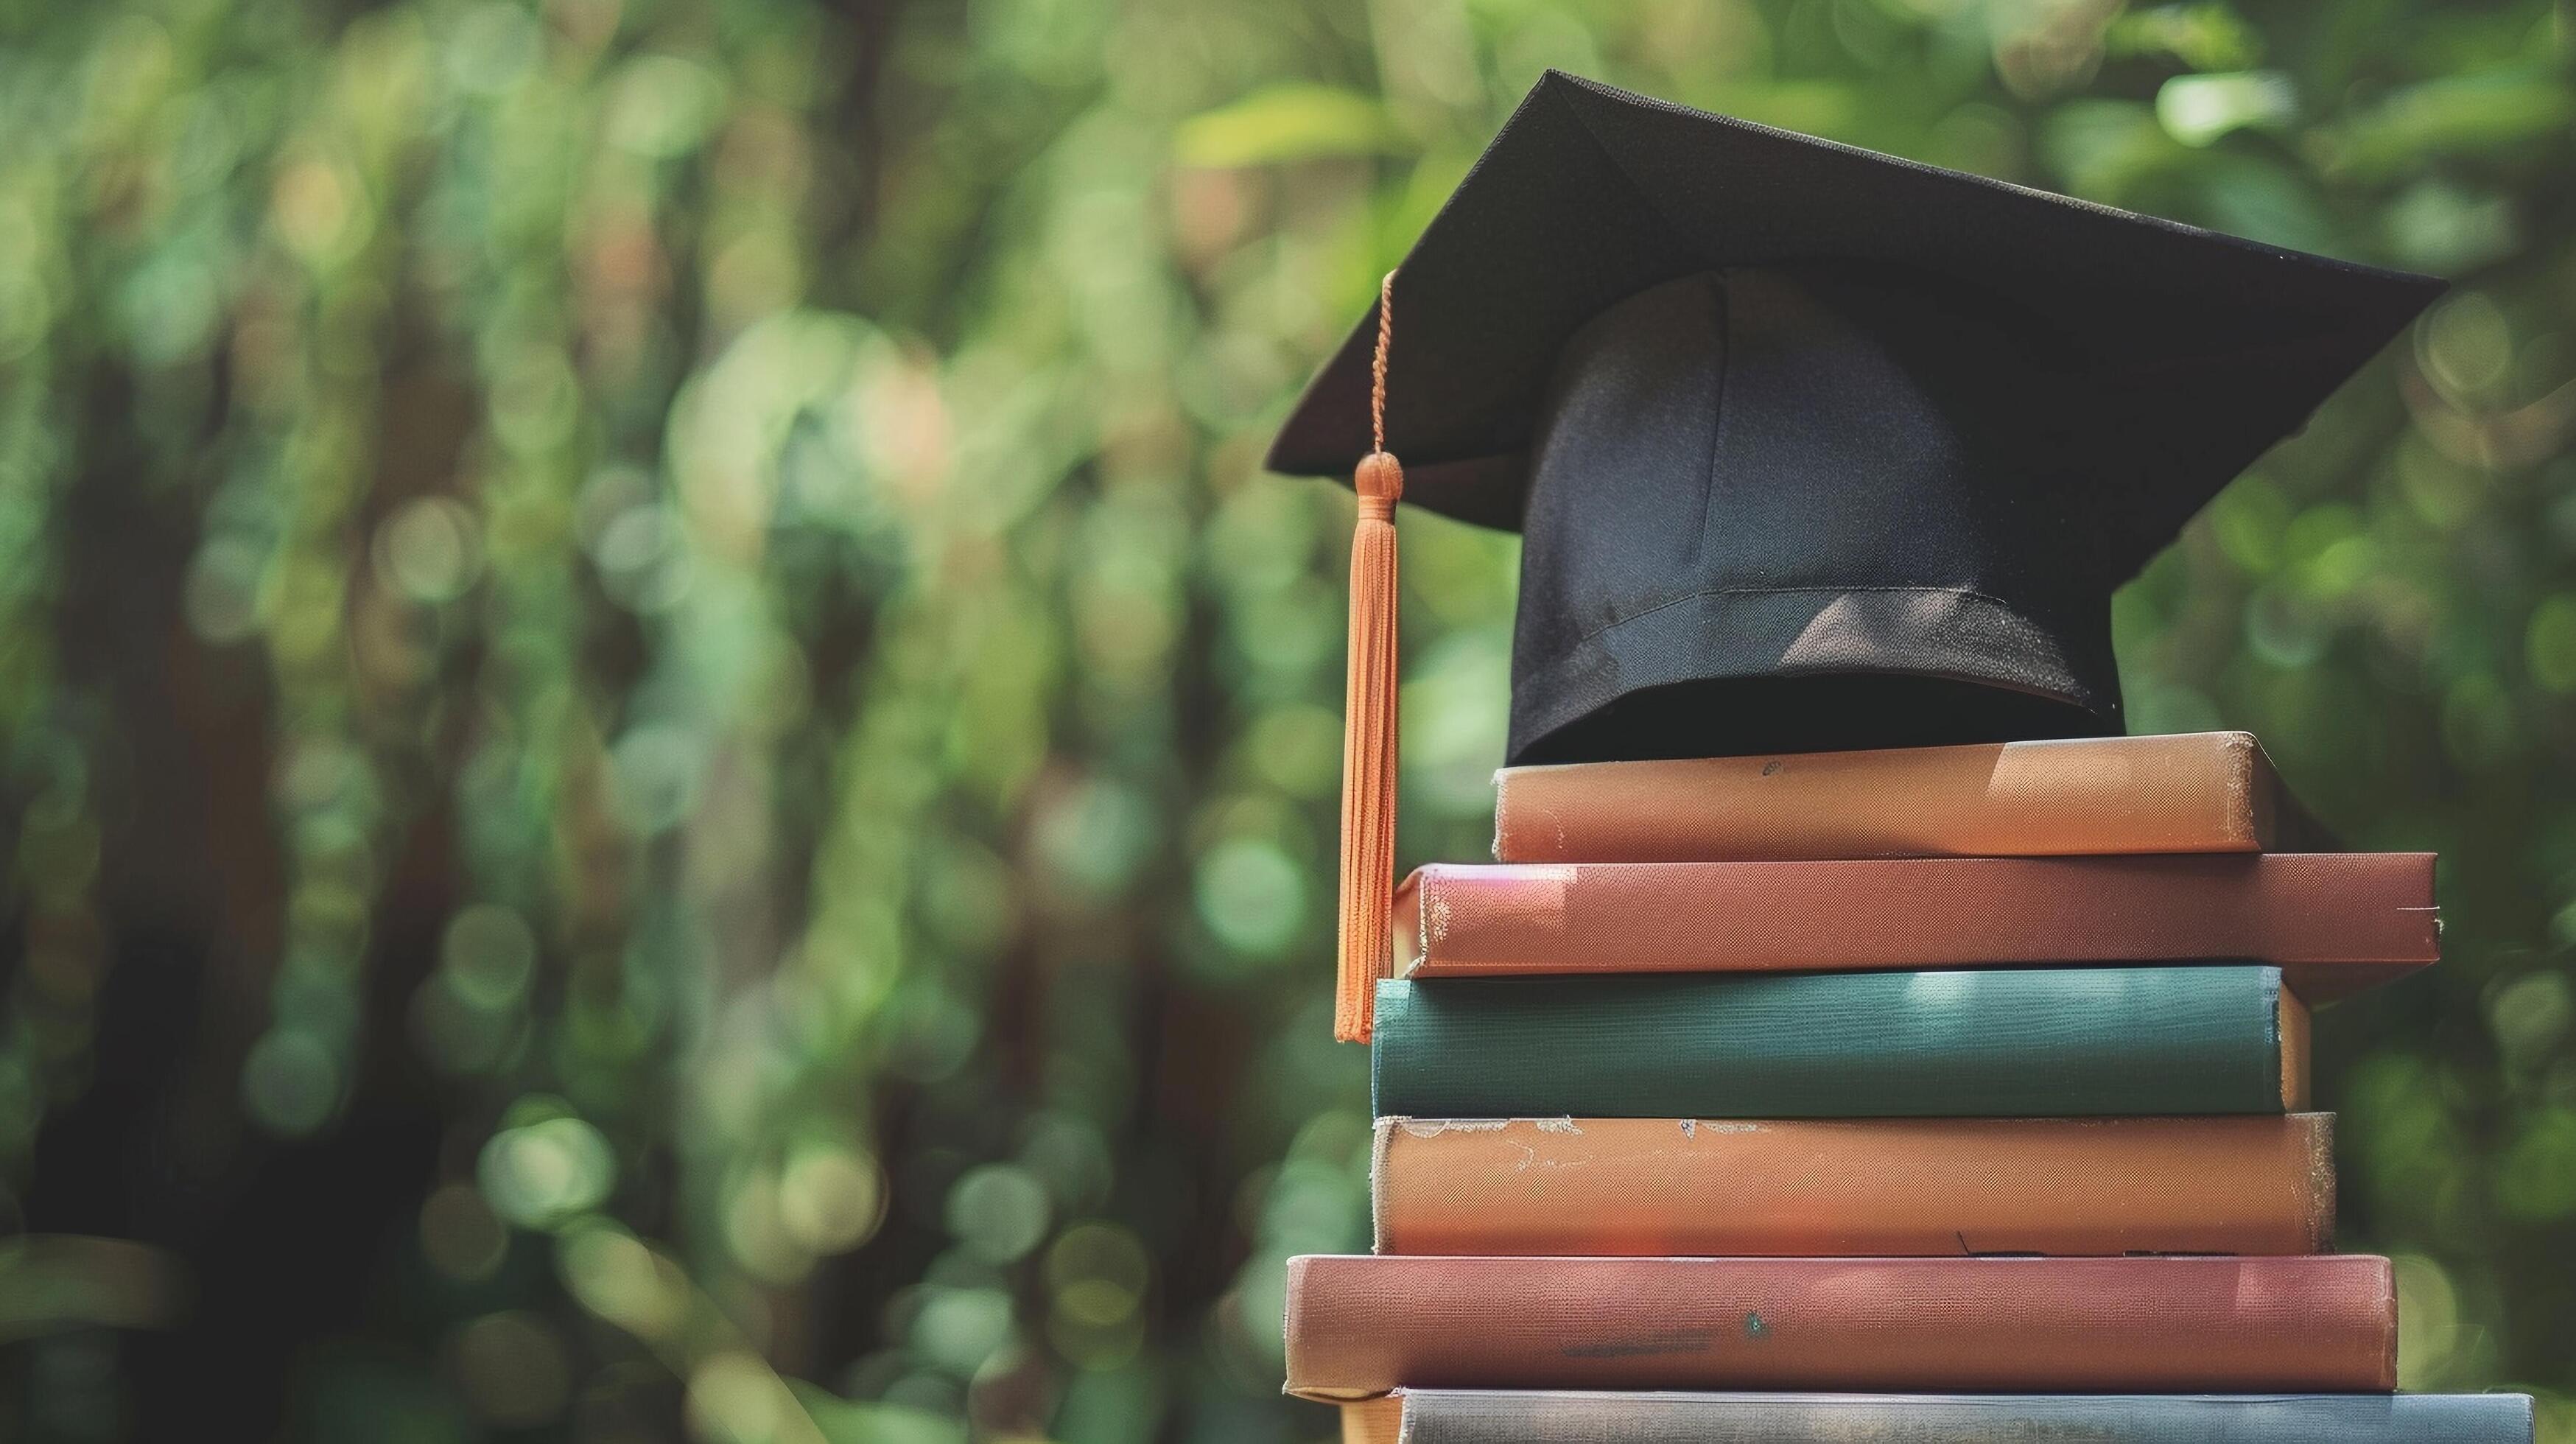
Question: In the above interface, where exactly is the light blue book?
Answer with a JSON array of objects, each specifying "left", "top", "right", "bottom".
[{"left": 1391, "top": 1390, "right": 2535, "bottom": 1443}]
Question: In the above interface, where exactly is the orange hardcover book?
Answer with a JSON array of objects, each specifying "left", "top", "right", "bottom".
[
  {"left": 1339, "top": 1397, "right": 1403, "bottom": 1444},
  {"left": 1492, "top": 732, "right": 2323, "bottom": 863},
  {"left": 1372, "top": 1115, "right": 2335, "bottom": 1258},
  {"left": 1392, "top": 852, "right": 2436, "bottom": 1002},
  {"left": 1282, "top": 1255, "right": 2397, "bottom": 1401}
]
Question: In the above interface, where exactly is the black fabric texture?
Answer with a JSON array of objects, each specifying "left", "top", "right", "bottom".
[{"left": 1263, "top": 71, "right": 2443, "bottom": 764}]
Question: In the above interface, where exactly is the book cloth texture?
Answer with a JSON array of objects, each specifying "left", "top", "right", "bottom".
[
  {"left": 1283, "top": 1254, "right": 2398, "bottom": 1399},
  {"left": 1395, "top": 852, "right": 2438, "bottom": 1002},
  {"left": 1371, "top": 967, "right": 2304, "bottom": 1118},
  {"left": 1389, "top": 1389, "right": 2532, "bottom": 1443},
  {"left": 1491, "top": 732, "right": 2323, "bottom": 861},
  {"left": 1371, "top": 1114, "right": 2335, "bottom": 1257}
]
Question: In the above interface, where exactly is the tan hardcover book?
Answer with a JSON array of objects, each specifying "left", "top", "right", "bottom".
[
  {"left": 1339, "top": 1396, "right": 1403, "bottom": 1444},
  {"left": 1492, "top": 732, "right": 2325, "bottom": 863},
  {"left": 1283, "top": 1255, "right": 2398, "bottom": 1401},
  {"left": 1372, "top": 1115, "right": 2335, "bottom": 1257},
  {"left": 1391, "top": 852, "right": 2436, "bottom": 1003}
]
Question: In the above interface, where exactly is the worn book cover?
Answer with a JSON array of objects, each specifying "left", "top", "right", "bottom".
[
  {"left": 1394, "top": 852, "right": 2437, "bottom": 1002},
  {"left": 1492, "top": 732, "right": 2326, "bottom": 863},
  {"left": 1283, "top": 1255, "right": 2398, "bottom": 1399},
  {"left": 1337, "top": 1396, "right": 1402, "bottom": 1444},
  {"left": 1389, "top": 1389, "right": 2532, "bottom": 1443},
  {"left": 1372, "top": 1114, "right": 2335, "bottom": 1257},
  {"left": 1372, "top": 967, "right": 2307, "bottom": 1119}
]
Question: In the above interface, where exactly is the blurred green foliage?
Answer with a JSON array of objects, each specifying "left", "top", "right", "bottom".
[{"left": 0, "top": 0, "right": 2570, "bottom": 1440}]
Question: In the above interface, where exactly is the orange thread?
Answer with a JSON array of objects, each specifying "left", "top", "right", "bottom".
[
  {"left": 1336, "top": 272, "right": 1403, "bottom": 1042},
  {"left": 1371, "top": 270, "right": 1392, "bottom": 454}
]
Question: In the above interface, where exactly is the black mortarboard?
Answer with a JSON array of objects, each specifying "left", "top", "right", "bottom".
[
  {"left": 1268, "top": 70, "right": 2442, "bottom": 767},
  {"left": 1277, "top": 71, "right": 2441, "bottom": 1042}
]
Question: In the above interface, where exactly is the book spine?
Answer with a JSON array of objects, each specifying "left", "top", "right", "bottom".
[
  {"left": 1491, "top": 732, "right": 2272, "bottom": 862},
  {"left": 1394, "top": 1391, "right": 2534, "bottom": 1443},
  {"left": 1370, "top": 967, "right": 2298, "bottom": 1119},
  {"left": 1405, "top": 854, "right": 2441, "bottom": 979},
  {"left": 1371, "top": 1115, "right": 2334, "bottom": 1257},
  {"left": 1339, "top": 1397, "right": 1403, "bottom": 1444},
  {"left": 1282, "top": 1255, "right": 2398, "bottom": 1400}
]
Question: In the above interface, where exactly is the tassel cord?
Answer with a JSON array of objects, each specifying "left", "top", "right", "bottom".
[{"left": 1334, "top": 273, "right": 1403, "bottom": 1042}]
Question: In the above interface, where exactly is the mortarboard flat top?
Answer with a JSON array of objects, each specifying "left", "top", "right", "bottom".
[{"left": 1268, "top": 71, "right": 2442, "bottom": 765}]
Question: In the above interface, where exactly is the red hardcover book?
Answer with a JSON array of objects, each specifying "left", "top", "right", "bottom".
[
  {"left": 1394, "top": 852, "right": 2436, "bottom": 1002},
  {"left": 1283, "top": 1254, "right": 2396, "bottom": 1401}
]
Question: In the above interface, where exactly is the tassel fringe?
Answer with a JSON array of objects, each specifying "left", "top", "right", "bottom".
[{"left": 1336, "top": 450, "right": 1403, "bottom": 1042}]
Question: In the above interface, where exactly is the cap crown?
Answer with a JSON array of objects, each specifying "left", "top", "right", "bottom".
[{"left": 1511, "top": 265, "right": 2116, "bottom": 762}]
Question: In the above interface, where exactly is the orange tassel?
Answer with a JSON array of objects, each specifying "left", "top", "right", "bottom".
[{"left": 1336, "top": 274, "right": 1403, "bottom": 1043}]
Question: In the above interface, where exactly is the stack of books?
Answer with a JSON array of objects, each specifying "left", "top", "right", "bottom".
[{"left": 1283, "top": 732, "right": 2533, "bottom": 1443}]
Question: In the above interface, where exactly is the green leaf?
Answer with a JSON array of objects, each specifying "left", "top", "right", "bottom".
[
  {"left": 2038, "top": 99, "right": 2193, "bottom": 204},
  {"left": 2317, "top": 71, "right": 2575, "bottom": 180},
  {"left": 2106, "top": 4, "right": 2266, "bottom": 72},
  {"left": 2156, "top": 71, "right": 2297, "bottom": 147},
  {"left": 1173, "top": 84, "right": 1405, "bottom": 167}
]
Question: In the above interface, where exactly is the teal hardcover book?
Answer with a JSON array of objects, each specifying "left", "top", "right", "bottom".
[{"left": 1370, "top": 965, "right": 2301, "bottom": 1118}]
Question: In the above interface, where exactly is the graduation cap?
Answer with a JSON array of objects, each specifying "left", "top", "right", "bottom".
[{"left": 1270, "top": 71, "right": 2441, "bottom": 1041}]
